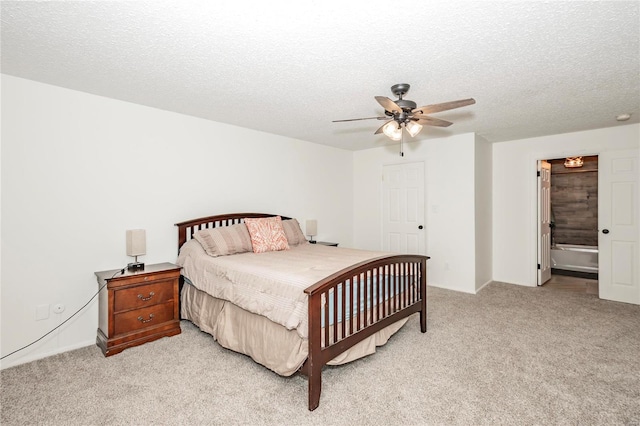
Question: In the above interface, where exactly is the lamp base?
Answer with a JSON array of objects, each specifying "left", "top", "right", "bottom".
[{"left": 127, "top": 262, "right": 145, "bottom": 272}]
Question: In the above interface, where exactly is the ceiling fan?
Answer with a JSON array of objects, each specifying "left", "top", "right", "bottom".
[{"left": 333, "top": 83, "right": 475, "bottom": 156}]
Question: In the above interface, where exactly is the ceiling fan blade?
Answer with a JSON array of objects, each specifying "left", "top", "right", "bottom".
[
  {"left": 375, "top": 96, "right": 403, "bottom": 113},
  {"left": 412, "top": 98, "right": 476, "bottom": 115},
  {"left": 374, "top": 120, "right": 392, "bottom": 134},
  {"left": 414, "top": 115, "right": 453, "bottom": 127},
  {"left": 332, "top": 116, "right": 387, "bottom": 122}
]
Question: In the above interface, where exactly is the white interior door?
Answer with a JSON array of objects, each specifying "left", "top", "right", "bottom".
[
  {"left": 538, "top": 160, "right": 552, "bottom": 285},
  {"left": 382, "top": 162, "right": 425, "bottom": 254},
  {"left": 599, "top": 149, "right": 639, "bottom": 305}
]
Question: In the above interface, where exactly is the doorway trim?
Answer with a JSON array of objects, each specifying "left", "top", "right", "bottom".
[
  {"left": 529, "top": 151, "right": 600, "bottom": 287},
  {"left": 537, "top": 159, "right": 552, "bottom": 286}
]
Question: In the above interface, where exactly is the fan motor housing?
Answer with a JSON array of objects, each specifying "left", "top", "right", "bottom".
[
  {"left": 384, "top": 99, "right": 417, "bottom": 117},
  {"left": 395, "top": 99, "right": 417, "bottom": 110}
]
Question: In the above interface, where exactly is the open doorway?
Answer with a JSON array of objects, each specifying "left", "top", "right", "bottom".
[{"left": 538, "top": 155, "right": 599, "bottom": 295}]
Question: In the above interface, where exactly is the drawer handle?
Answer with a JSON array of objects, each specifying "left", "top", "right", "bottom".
[
  {"left": 137, "top": 291, "right": 155, "bottom": 301},
  {"left": 137, "top": 314, "right": 155, "bottom": 323}
]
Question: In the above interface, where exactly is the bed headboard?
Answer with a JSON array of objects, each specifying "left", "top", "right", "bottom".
[{"left": 175, "top": 213, "right": 292, "bottom": 251}]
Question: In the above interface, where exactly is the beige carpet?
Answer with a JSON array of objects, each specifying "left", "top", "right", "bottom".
[{"left": 2, "top": 282, "right": 639, "bottom": 425}]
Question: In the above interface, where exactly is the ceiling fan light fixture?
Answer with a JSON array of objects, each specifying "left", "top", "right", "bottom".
[
  {"left": 382, "top": 121, "right": 402, "bottom": 141},
  {"left": 405, "top": 121, "right": 423, "bottom": 137},
  {"left": 333, "top": 84, "right": 476, "bottom": 153}
]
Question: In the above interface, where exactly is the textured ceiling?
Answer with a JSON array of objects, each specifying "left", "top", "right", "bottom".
[{"left": 2, "top": 1, "right": 639, "bottom": 151}]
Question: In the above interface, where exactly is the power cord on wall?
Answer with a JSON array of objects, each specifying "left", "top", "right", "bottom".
[{"left": 0, "top": 268, "right": 126, "bottom": 360}]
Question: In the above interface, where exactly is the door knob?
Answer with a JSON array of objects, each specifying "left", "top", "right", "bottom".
[
  {"left": 602, "top": 229, "right": 610, "bottom": 234},
  {"left": 418, "top": 225, "right": 424, "bottom": 230}
]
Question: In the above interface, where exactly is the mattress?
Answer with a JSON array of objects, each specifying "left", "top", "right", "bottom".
[{"left": 177, "top": 239, "right": 394, "bottom": 339}]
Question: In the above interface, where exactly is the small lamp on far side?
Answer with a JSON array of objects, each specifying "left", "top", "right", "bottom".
[
  {"left": 126, "top": 229, "right": 146, "bottom": 271},
  {"left": 306, "top": 220, "right": 317, "bottom": 243}
]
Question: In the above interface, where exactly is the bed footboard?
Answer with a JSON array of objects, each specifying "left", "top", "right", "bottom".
[
  {"left": 302, "top": 254, "right": 428, "bottom": 411},
  {"left": 176, "top": 213, "right": 428, "bottom": 412}
]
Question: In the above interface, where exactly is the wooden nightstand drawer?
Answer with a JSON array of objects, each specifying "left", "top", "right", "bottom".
[
  {"left": 114, "top": 280, "right": 174, "bottom": 312},
  {"left": 95, "top": 262, "right": 181, "bottom": 356},
  {"left": 114, "top": 301, "right": 175, "bottom": 335}
]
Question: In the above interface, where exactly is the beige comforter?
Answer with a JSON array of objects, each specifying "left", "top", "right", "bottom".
[{"left": 177, "top": 240, "right": 390, "bottom": 339}]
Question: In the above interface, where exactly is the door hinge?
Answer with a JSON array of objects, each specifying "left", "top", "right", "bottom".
[
  {"left": 537, "top": 171, "right": 541, "bottom": 177},
  {"left": 537, "top": 263, "right": 541, "bottom": 270}
]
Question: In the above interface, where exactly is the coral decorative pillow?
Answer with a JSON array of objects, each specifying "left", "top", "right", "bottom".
[{"left": 244, "top": 216, "right": 290, "bottom": 253}]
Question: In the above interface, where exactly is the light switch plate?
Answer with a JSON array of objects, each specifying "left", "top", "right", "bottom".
[{"left": 36, "top": 304, "right": 50, "bottom": 321}]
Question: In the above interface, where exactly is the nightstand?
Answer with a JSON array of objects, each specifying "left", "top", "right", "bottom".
[
  {"left": 95, "top": 262, "right": 181, "bottom": 356},
  {"left": 311, "top": 241, "right": 339, "bottom": 247}
]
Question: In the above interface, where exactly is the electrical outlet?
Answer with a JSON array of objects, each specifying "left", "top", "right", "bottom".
[
  {"left": 53, "top": 303, "right": 65, "bottom": 314},
  {"left": 36, "top": 304, "right": 50, "bottom": 321}
]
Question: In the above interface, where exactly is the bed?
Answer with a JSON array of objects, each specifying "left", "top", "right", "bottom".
[{"left": 175, "top": 213, "right": 429, "bottom": 410}]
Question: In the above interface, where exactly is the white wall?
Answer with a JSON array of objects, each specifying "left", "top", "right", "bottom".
[
  {"left": 492, "top": 124, "right": 640, "bottom": 286},
  {"left": 474, "top": 134, "right": 492, "bottom": 291},
  {"left": 0, "top": 75, "right": 354, "bottom": 368},
  {"left": 5, "top": 73, "right": 636, "bottom": 368},
  {"left": 353, "top": 133, "right": 479, "bottom": 294}
]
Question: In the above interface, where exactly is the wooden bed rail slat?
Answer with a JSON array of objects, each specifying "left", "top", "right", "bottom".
[
  {"left": 324, "top": 294, "right": 329, "bottom": 348},
  {"left": 340, "top": 278, "right": 346, "bottom": 341}
]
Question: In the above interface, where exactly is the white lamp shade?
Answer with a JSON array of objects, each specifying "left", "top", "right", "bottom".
[
  {"left": 382, "top": 121, "right": 402, "bottom": 141},
  {"left": 126, "top": 229, "right": 146, "bottom": 256},
  {"left": 405, "top": 121, "right": 423, "bottom": 137},
  {"left": 305, "top": 220, "right": 317, "bottom": 237}
]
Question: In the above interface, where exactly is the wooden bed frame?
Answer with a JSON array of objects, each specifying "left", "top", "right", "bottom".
[{"left": 175, "top": 213, "right": 429, "bottom": 411}]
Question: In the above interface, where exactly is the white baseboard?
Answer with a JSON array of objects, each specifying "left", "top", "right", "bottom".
[
  {"left": 0, "top": 339, "right": 95, "bottom": 370},
  {"left": 427, "top": 282, "right": 477, "bottom": 295},
  {"left": 475, "top": 279, "right": 494, "bottom": 293}
]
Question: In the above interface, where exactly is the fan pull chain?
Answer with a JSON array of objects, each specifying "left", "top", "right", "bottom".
[{"left": 400, "top": 124, "right": 404, "bottom": 157}]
